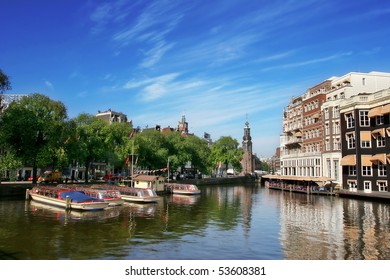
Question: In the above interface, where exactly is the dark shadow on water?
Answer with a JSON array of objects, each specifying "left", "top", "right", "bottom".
[{"left": 0, "top": 250, "right": 20, "bottom": 260}]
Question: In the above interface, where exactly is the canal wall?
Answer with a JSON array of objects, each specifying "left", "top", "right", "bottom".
[
  {"left": 178, "top": 175, "right": 257, "bottom": 186},
  {"left": 0, "top": 182, "right": 33, "bottom": 198}
]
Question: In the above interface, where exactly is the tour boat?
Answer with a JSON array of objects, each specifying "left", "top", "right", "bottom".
[
  {"left": 64, "top": 185, "right": 124, "bottom": 206},
  {"left": 27, "top": 186, "right": 109, "bottom": 211},
  {"left": 106, "top": 186, "right": 159, "bottom": 203},
  {"left": 165, "top": 183, "right": 201, "bottom": 195}
]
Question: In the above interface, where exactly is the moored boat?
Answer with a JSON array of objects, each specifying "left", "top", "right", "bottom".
[
  {"left": 166, "top": 183, "right": 200, "bottom": 195},
  {"left": 105, "top": 185, "right": 159, "bottom": 203},
  {"left": 27, "top": 186, "right": 109, "bottom": 211},
  {"left": 64, "top": 184, "right": 124, "bottom": 206},
  {"left": 165, "top": 183, "right": 201, "bottom": 195}
]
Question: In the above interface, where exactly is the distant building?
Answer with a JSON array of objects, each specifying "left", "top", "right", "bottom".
[
  {"left": 178, "top": 115, "right": 189, "bottom": 135},
  {"left": 280, "top": 71, "right": 390, "bottom": 189},
  {"left": 96, "top": 109, "right": 131, "bottom": 125},
  {"left": 0, "top": 94, "right": 28, "bottom": 112},
  {"left": 241, "top": 117, "right": 254, "bottom": 174}
]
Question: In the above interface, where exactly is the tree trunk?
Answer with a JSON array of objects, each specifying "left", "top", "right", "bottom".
[
  {"left": 85, "top": 160, "right": 90, "bottom": 183},
  {"left": 32, "top": 157, "right": 38, "bottom": 184}
]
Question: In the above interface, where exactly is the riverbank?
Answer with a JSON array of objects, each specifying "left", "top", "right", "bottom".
[
  {"left": 337, "top": 189, "right": 390, "bottom": 202},
  {"left": 178, "top": 174, "right": 256, "bottom": 186},
  {"left": 260, "top": 174, "right": 390, "bottom": 203}
]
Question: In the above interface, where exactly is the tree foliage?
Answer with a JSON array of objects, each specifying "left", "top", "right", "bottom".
[
  {"left": 69, "top": 114, "right": 110, "bottom": 183},
  {"left": 0, "top": 68, "right": 12, "bottom": 93},
  {"left": 0, "top": 93, "right": 67, "bottom": 182},
  {"left": 0, "top": 92, "right": 244, "bottom": 180},
  {"left": 210, "top": 136, "right": 243, "bottom": 173}
]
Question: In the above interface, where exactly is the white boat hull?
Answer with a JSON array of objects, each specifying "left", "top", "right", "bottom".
[
  {"left": 121, "top": 194, "right": 159, "bottom": 203},
  {"left": 172, "top": 190, "right": 201, "bottom": 195},
  {"left": 29, "top": 192, "right": 109, "bottom": 211}
]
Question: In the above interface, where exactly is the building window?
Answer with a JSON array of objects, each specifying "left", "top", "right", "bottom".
[
  {"left": 325, "top": 139, "right": 330, "bottom": 151},
  {"left": 348, "top": 180, "right": 357, "bottom": 191},
  {"left": 324, "top": 108, "right": 329, "bottom": 120},
  {"left": 362, "top": 166, "right": 372, "bottom": 176},
  {"left": 361, "top": 140, "right": 371, "bottom": 148},
  {"left": 364, "top": 181, "right": 371, "bottom": 192},
  {"left": 346, "top": 113, "right": 354, "bottom": 128},
  {"left": 376, "top": 115, "right": 384, "bottom": 125},
  {"left": 348, "top": 166, "right": 356, "bottom": 176},
  {"left": 333, "top": 106, "right": 340, "bottom": 118},
  {"left": 378, "top": 181, "right": 388, "bottom": 192},
  {"left": 359, "top": 111, "right": 370, "bottom": 127},
  {"left": 347, "top": 133, "right": 355, "bottom": 149},
  {"left": 333, "top": 121, "right": 340, "bottom": 134},
  {"left": 333, "top": 138, "right": 341, "bottom": 150},
  {"left": 377, "top": 135, "right": 385, "bottom": 147},
  {"left": 333, "top": 160, "right": 339, "bottom": 181},
  {"left": 378, "top": 162, "right": 387, "bottom": 177},
  {"left": 325, "top": 123, "right": 330, "bottom": 135},
  {"left": 326, "top": 159, "right": 331, "bottom": 178}
]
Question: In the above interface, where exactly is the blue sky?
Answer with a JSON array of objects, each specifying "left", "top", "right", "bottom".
[{"left": 2, "top": 0, "right": 390, "bottom": 157}]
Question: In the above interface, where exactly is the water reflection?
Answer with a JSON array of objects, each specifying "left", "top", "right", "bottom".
[
  {"left": 27, "top": 200, "right": 120, "bottom": 223},
  {"left": 273, "top": 189, "right": 390, "bottom": 260},
  {"left": 0, "top": 185, "right": 389, "bottom": 260},
  {"left": 342, "top": 199, "right": 390, "bottom": 260}
]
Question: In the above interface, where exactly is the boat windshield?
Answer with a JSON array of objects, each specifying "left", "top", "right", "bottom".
[{"left": 140, "top": 189, "right": 156, "bottom": 197}]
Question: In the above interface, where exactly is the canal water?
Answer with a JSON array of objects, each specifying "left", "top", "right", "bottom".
[{"left": 0, "top": 184, "right": 389, "bottom": 260}]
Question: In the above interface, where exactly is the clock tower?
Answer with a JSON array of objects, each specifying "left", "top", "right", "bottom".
[{"left": 241, "top": 116, "right": 253, "bottom": 174}]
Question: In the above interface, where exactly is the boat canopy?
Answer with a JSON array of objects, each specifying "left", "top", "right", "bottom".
[{"left": 59, "top": 191, "right": 104, "bottom": 203}]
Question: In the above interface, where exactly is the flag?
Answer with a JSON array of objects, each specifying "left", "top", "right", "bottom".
[
  {"left": 135, "top": 156, "right": 138, "bottom": 165},
  {"left": 129, "top": 129, "right": 135, "bottom": 139},
  {"left": 125, "top": 156, "right": 130, "bottom": 165}
]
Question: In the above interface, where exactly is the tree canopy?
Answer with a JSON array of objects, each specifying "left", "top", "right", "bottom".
[
  {"left": 0, "top": 92, "right": 244, "bottom": 181},
  {"left": 0, "top": 69, "right": 11, "bottom": 93},
  {"left": 0, "top": 93, "right": 68, "bottom": 182},
  {"left": 209, "top": 136, "right": 243, "bottom": 174}
]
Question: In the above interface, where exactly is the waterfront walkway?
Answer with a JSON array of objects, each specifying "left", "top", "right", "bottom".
[{"left": 261, "top": 174, "right": 390, "bottom": 202}]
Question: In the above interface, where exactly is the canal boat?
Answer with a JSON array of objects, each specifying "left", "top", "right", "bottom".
[
  {"left": 106, "top": 186, "right": 159, "bottom": 203},
  {"left": 27, "top": 186, "right": 109, "bottom": 211},
  {"left": 64, "top": 184, "right": 124, "bottom": 206},
  {"left": 165, "top": 183, "right": 201, "bottom": 195}
]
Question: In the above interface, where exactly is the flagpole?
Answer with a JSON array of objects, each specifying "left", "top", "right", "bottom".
[
  {"left": 167, "top": 157, "right": 170, "bottom": 184},
  {"left": 131, "top": 139, "right": 134, "bottom": 187}
]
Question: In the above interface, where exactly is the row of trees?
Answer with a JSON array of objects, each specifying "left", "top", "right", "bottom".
[{"left": 0, "top": 70, "right": 244, "bottom": 183}]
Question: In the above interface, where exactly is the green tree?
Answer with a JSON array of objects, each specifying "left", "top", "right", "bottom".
[
  {"left": 132, "top": 130, "right": 168, "bottom": 171},
  {"left": 180, "top": 135, "right": 210, "bottom": 174},
  {"left": 210, "top": 136, "right": 243, "bottom": 175},
  {"left": 0, "top": 93, "right": 67, "bottom": 183},
  {"left": 69, "top": 114, "right": 109, "bottom": 183},
  {"left": 103, "top": 121, "right": 133, "bottom": 173},
  {"left": 0, "top": 69, "right": 11, "bottom": 93},
  {"left": 0, "top": 152, "right": 22, "bottom": 181}
]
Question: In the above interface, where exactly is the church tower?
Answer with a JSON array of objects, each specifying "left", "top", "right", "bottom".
[{"left": 241, "top": 116, "right": 254, "bottom": 174}]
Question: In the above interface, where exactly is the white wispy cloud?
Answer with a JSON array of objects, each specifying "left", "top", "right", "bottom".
[
  {"left": 44, "top": 80, "right": 54, "bottom": 90},
  {"left": 111, "top": 1, "right": 186, "bottom": 67},
  {"left": 140, "top": 41, "right": 175, "bottom": 68},
  {"left": 261, "top": 52, "right": 353, "bottom": 72},
  {"left": 123, "top": 72, "right": 181, "bottom": 89}
]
